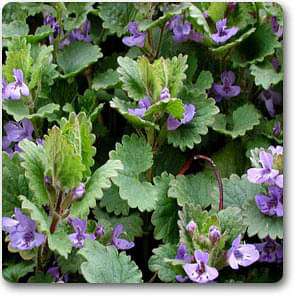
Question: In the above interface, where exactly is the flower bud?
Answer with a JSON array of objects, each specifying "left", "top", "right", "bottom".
[
  {"left": 160, "top": 87, "right": 170, "bottom": 101},
  {"left": 72, "top": 183, "right": 85, "bottom": 199},
  {"left": 186, "top": 220, "right": 197, "bottom": 234},
  {"left": 272, "top": 121, "right": 281, "bottom": 136},
  {"left": 208, "top": 226, "right": 221, "bottom": 244},
  {"left": 95, "top": 224, "right": 105, "bottom": 238}
]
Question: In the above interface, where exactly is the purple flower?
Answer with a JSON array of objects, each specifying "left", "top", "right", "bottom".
[
  {"left": 122, "top": 21, "right": 146, "bottom": 48},
  {"left": 5, "top": 69, "right": 30, "bottom": 100},
  {"left": 2, "top": 79, "right": 9, "bottom": 99},
  {"left": 111, "top": 224, "right": 134, "bottom": 250},
  {"left": 259, "top": 89, "right": 282, "bottom": 117},
  {"left": 208, "top": 226, "right": 221, "bottom": 244},
  {"left": 175, "top": 243, "right": 193, "bottom": 263},
  {"left": 2, "top": 208, "right": 45, "bottom": 251},
  {"left": 47, "top": 266, "right": 68, "bottom": 283},
  {"left": 255, "top": 237, "right": 283, "bottom": 263},
  {"left": 273, "top": 121, "right": 281, "bottom": 136},
  {"left": 186, "top": 220, "right": 197, "bottom": 234},
  {"left": 227, "top": 235, "right": 259, "bottom": 269},
  {"left": 160, "top": 87, "right": 171, "bottom": 101},
  {"left": 213, "top": 71, "right": 240, "bottom": 102},
  {"left": 183, "top": 250, "right": 219, "bottom": 284},
  {"left": 167, "top": 16, "right": 203, "bottom": 43},
  {"left": 72, "top": 183, "right": 85, "bottom": 200},
  {"left": 247, "top": 150, "right": 279, "bottom": 185},
  {"left": 128, "top": 96, "right": 151, "bottom": 118},
  {"left": 44, "top": 15, "right": 61, "bottom": 44},
  {"left": 95, "top": 224, "right": 105, "bottom": 238},
  {"left": 4, "top": 119, "right": 33, "bottom": 143},
  {"left": 167, "top": 103, "right": 196, "bottom": 131},
  {"left": 269, "top": 145, "right": 283, "bottom": 156},
  {"left": 271, "top": 57, "right": 281, "bottom": 73},
  {"left": 271, "top": 16, "right": 283, "bottom": 38},
  {"left": 255, "top": 185, "right": 283, "bottom": 217},
  {"left": 211, "top": 18, "right": 238, "bottom": 44},
  {"left": 68, "top": 217, "right": 95, "bottom": 249}
]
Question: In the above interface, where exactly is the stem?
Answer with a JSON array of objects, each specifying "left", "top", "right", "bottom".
[
  {"left": 193, "top": 155, "right": 223, "bottom": 210},
  {"left": 50, "top": 212, "right": 60, "bottom": 234},
  {"left": 155, "top": 24, "right": 165, "bottom": 59},
  {"left": 148, "top": 272, "right": 157, "bottom": 283},
  {"left": 177, "top": 157, "right": 193, "bottom": 175}
]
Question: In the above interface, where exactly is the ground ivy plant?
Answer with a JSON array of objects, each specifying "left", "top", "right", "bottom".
[{"left": 2, "top": 2, "right": 283, "bottom": 283}]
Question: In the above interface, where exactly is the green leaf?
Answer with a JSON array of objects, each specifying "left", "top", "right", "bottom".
[
  {"left": 21, "top": 197, "right": 50, "bottom": 233},
  {"left": 168, "top": 171, "right": 216, "bottom": 209},
  {"left": 195, "top": 70, "right": 214, "bottom": 93},
  {"left": 94, "top": 208, "right": 143, "bottom": 241},
  {"left": 250, "top": 61, "right": 283, "bottom": 89},
  {"left": 148, "top": 243, "right": 178, "bottom": 283},
  {"left": 29, "top": 45, "right": 58, "bottom": 90},
  {"left": 98, "top": 184, "right": 130, "bottom": 216},
  {"left": 28, "top": 272, "right": 53, "bottom": 283},
  {"left": 3, "top": 37, "right": 32, "bottom": 82},
  {"left": 167, "top": 96, "right": 219, "bottom": 151},
  {"left": 2, "top": 153, "right": 32, "bottom": 216},
  {"left": 71, "top": 159, "right": 123, "bottom": 218},
  {"left": 2, "top": 20, "right": 29, "bottom": 38},
  {"left": 117, "top": 56, "right": 147, "bottom": 100},
  {"left": 61, "top": 112, "right": 96, "bottom": 177},
  {"left": 188, "top": 4, "right": 211, "bottom": 35},
  {"left": 79, "top": 240, "right": 143, "bottom": 283},
  {"left": 2, "top": 99, "right": 29, "bottom": 122},
  {"left": 3, "top": 261, "right": 35, "bottom": 282},
  {"left": 231, "top": 23, "right": 281, "bottom": 67},
  {"left": 18, "top": 140, "right": 48, "bottom": 206},
  {"left": 212, "top": 104, "right": 261, "bottom": 139},
  {"left": 212, "top": 174, "right": 265, "bottom": 209},
  {"left": 218, "top": 207, "right": 246, "bottom": 245},
  {"left": 211, "top": 140, "right": 248, "bottom": 178},
  {"left": 26, "top": 25, "right": 53, "bottom": 43},
  {"left": 109, "top": 134, "right": 158, "bottom": 212},
  {"left": 63, "top": 2, "right": 94, "bottom": 31},
  {"left": 48, "top": 230, "right": 72, "bottom": 259},
  {"left": 29, "top": 103, "right": 60, "bottom": 120},
  {"left": 110, "top": 97, "right": 158, "bottom": 130},
  {"left": 92, "top": 68, "right": 120, "bottom": 90},
  {"left": 44, "top": 126, "right": 86, "bottom": 189},
  {"left": 243, "top": 200, "right": 283, "bottom": 239},
  {"left": 211, "top": 28, "right": 256, "bottom": 56},
  {"left": 57, "top": 250, "right": 85, "bottom": 274},
  {"left": 207, "top": 2, "right": 227, "bottom": 22},
  {"left": 57, "top": 41, "right": 102, "bottom": 78},
  {"left": 97, "top": 3, "right": 138, "bottom": 37},
  {"left": 151, "top": 173, "right": 179, "bottom": 244}
]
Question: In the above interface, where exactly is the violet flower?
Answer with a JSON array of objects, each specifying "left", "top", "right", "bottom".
[
  {"left": 273, "top": 121, "right": 281, "bottom": 136},
  {"left": 213, "top": 71, "right": 240, "bottom": 102},
  {"left": 259, "top": 89, "right": 282, "bottom": 117},
  {"left": 227, "top": 235, "right": 259, "bottom": 269},
  {"left": 167, "top": 104, "right": 196, "bottom": 131},
  {"left": 208, "top": 226, "right": 221, "bottom": 244},
  {"left": 68, "top": 217, "right": 95, "bottom": 249},
  {"left": 95, "top": 224, "right": 105, "bottom": 238},
  {"left": 122, "top": 22, "right": 146, "bottom": 48},
  {"left": 2, "top": 79, "right": 9, "bottom": 99},
  {"left": 271, "top": 57, "right": 281, "bottom": 73},
  {"left": 186, "top": 220, "right": 197, "bottom": 234},
  {"left": 5, "top": 69, "right": 30, "bottom": 100},
  {"left": 271, "top": 16, "right": 283, "bottom": 38},
  {"left": 111, "top": 224, "right": 134, "bottom": 250},
  {"left": 211, "top": 18, "right": 238, "bottom": 44},
  {"left": 160, "top": 87, "right": 171, "bottom": 101},
  {"left": 247, "top": 150, "right": 279, "bottom": 185},
  {"left": 72, "top": 183, "right": 85, "bottom": 200},
  {"left": 255, "top": 237, "right": 283, "bottom": 263},
  {"left": 44, "top": 15, "right": 61, "bottom": 44},
  {"left": 255, "top": 185, "right": 283, "bottom": 217},
  {"left": 47, "top": 266, "right": 68, "bottom": 283},
  {"left": 128, "top": 96, "right": 151, "bottom": 118},
  {"left": 183, "top": 250, "right": 219, "bottom": 284},
  {"left": 167, "top": 15, "right": 203, "bottom": 43},
  {"left": 2, "top": 208, "right": 45, "bottom": 251},
  {"left": 175, "top": 243, "right": 193, "bottom": 263}
]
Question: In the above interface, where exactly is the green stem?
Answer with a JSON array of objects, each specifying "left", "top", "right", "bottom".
[{"left": 155, "top": 24, "right": 165, "bottom": 59}]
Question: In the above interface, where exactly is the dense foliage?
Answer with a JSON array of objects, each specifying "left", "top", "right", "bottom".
[{"left": 2, "top": 2, "right": 283, "bottom": 283}]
